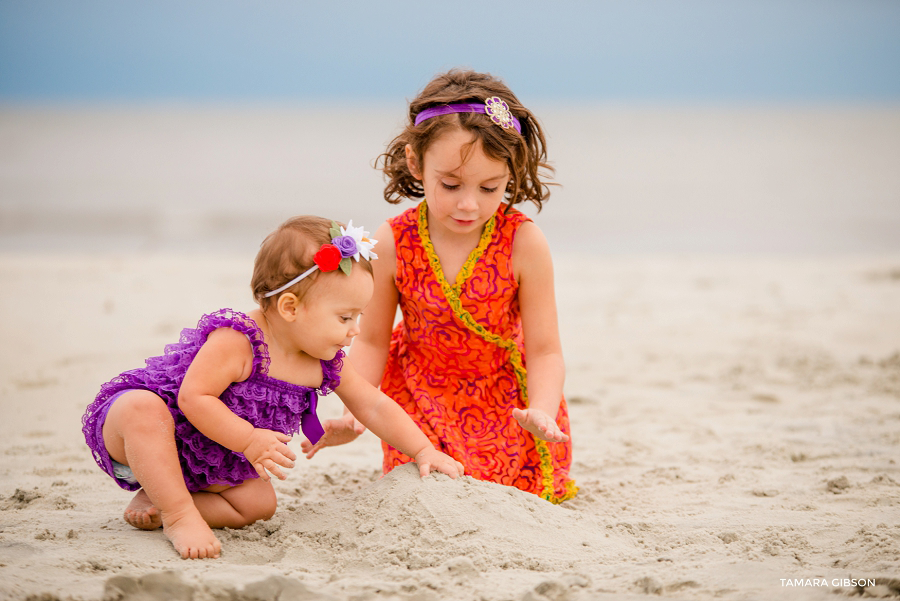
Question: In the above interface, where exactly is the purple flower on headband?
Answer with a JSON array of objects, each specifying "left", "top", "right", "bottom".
[{"left": 332, "top": 235, "right": 358, "bottom": 258}]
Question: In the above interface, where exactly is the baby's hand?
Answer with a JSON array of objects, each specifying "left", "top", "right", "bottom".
[
  {"left": 300, "top": 413, "right": 366, "bottom": 459},
  {"left": 511, "top": 408, "right": 570, "bottom": 443},
  {"left": 241, "top": 428, "right": 296, "bottom": 482},
  {"left": 413, "top": 447, "right": 465, "bottom": 479}
]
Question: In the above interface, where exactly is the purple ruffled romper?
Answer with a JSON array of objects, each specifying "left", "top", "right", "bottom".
[{"left": 82, "top": 308, "right": 340, "bottom": 493}]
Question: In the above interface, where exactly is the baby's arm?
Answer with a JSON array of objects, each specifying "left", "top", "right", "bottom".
[
  {"left": 177, "top": 328, "right": 296, "bottom": 481},
  {"left": 301, "top": 221, "right": 399, "bottom": 458},
  {"left": 334, "top": 359, "right": 465, "bottom": 479},
  {"left": 512, "top": 222, "right": 570, "bottom": 443}
]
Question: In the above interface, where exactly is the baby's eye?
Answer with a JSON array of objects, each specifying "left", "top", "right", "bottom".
[
  {"left": 441, "top": 182, "right": 460, "bottom": 191},
  {"left": 340, "top": 315, "right": 353, "bottom": 322}
]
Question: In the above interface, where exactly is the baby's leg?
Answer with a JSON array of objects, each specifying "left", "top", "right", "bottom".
[
  {"left": 125, "top": 477, "right": 277, "bottom": 531},
  {"left": 192, "top": 477, "right": 277, "bottom": 529},
  {"left": 102, "top": 390, "right": 221, "bottom": 559},
  {"left": 123, "top": 488, "right": 160, "bottom": 530}
]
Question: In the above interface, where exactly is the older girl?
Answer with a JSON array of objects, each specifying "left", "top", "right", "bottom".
[{"left": 303, "top": 70, "right": 576, "bottom": 503}]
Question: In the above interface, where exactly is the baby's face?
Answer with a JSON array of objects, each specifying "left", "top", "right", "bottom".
[
  {"left": 410, "top": 127, "right": 510, "bottom": 238},
  {"left": 293, "top": 266, "right": 374, "bottom": 360}
]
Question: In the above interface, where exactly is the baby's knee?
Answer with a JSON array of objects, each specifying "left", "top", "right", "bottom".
[
  {"left": 229, "top": 478, "right": 278, "bottom": 526},
  {"left": 256, "top": 497, "right": 277, "bottom": 522},
  {"left": 251, "top": 488, "right": 278, "bottom": 522},
  {"left": 233, "top": 500, "right": 276, "bottom": 528},
  {"left": 121, "top": 390, "right": 170, "bottom": 419},
  {"left": 105, "top": 390, "right": 172, "bottom": 438}
]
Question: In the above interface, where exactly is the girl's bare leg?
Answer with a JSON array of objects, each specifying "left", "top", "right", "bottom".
[{"left": 102, "top": 390, "right": 221, "bottom": 559}]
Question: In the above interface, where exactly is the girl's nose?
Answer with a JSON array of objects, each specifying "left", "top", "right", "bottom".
[{"left": 458, "top": 193, "right": 478, "bottom": 212}]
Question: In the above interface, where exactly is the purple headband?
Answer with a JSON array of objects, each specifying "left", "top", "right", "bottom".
[{"left": 414, "top": 96, "right": 522, "bottom": 133}]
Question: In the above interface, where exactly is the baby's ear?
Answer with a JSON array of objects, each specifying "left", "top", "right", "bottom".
[
  {"left": 405, "top": 144, "right": 422, "bottom": 180},
  {"left": 276, "top": 293, "right": 300, "bottom": 321}
]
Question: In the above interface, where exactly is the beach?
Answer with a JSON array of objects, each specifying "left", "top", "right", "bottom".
[{"left": 1, "top": 107, "right": 899, "bottom": 600}]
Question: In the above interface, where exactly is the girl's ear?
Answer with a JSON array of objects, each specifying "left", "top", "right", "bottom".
[
  {"left": 276, "top": 293, "right": 300, "bottom": 322},
  {"left": 405, "top": 144, "right": 422, "bottom": 180}
]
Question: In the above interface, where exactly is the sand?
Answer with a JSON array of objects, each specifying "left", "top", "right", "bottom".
[{"left": 1, "top": 251, "right": 898, "bottom": 600}]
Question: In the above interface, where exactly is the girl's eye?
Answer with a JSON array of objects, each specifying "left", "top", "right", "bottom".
[
  {"left": 481, "top": 186, "right": 498, "bottom": 193},
  {"left": 441, "top": 182, "right": 460, "bottom": 191}
]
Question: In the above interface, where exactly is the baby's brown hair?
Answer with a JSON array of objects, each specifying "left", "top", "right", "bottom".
[
  {"left": 378, "top": 68, "right": 555, "bottom": 211},
  {"left": 251, "top": 215, "right": 373, "bottom": 311}
]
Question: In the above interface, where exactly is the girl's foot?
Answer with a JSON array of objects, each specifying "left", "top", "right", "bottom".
[
  {"left": 123, "top": 489, "right": 162, "bottom": 530},
  {"left": 161, "top": 507, "right": 222, "bottom": 559}
]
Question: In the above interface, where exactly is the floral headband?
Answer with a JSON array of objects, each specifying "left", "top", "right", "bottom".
[
  {"left": 414, "top": 96, "right": 522, "bottom": 133},
  {"left": 263, "top": 220, "right": 378, "bottom": 298}
]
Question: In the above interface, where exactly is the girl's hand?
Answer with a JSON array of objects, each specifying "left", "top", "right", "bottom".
[
  {"left": 413, "top": 447, "right": 465, "bottom": 479},
  {"left": 241, "top": 428, "right": 296, "bottom": 482},
  {"left": 300, "top": 413, "right": 366, "bottom": 459},
  {"left": 511, "top": 408, "right": 570, "bottom": 443}
]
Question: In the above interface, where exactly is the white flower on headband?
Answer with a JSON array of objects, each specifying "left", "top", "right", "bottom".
[{"left": 340, "top": 220, "right": 378, "bottom": 262}]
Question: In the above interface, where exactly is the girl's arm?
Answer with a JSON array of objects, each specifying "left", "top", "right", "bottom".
[
  {"left": 177, "top": 327, "right": 296, "bottom": 481},
  {"left": 334, "top": 358, "right": 465, "bottom": 478},
  {"left": 301, "top": 220, "right": 400, "bottom": 458},
  {"left": 349, "top": 220, "right": 399, "bottom": 385},
  {"left": 511, "top": 221, "right": 570, "bottom": 443}
]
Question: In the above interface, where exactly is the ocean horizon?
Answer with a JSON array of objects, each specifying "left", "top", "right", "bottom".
[{"left": 1, "top": 103, "right": 899, "bottom": 256}]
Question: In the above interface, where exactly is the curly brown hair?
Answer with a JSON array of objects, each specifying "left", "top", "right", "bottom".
[
  {"left": 377, "top": 69, "right": 555, "bottom": 211},
  {"left": 251, "top": 215, "right": 373, "bottom": 311}
]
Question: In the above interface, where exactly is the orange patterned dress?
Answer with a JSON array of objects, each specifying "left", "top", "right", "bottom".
[{"left": 380, "top": 201, "right": 577, "bottom": 503}]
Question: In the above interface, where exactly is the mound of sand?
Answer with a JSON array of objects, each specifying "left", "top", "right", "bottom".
[{"left": 275, "top": 463, "right": 632, "bottom": 572}]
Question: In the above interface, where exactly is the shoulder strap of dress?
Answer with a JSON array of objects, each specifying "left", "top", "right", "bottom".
[
  {"left": 487, "top": 205, "right": 532, "bottom": 275},
  {"left": 192, "top": 309, "right": 270, "bottom": 377},
  {"left": 318, "top": 350, "right": 344, "bottom": 396},
  {"left": 388, "top": 203, "right": 421, "bottom": 241},
  {"left": 498, "top": 204, "right": 532, "bottom": 228}
]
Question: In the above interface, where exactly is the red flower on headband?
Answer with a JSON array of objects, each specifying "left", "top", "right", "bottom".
[{"left": 313, "top": 244, "right": 342, "bottom": 272}]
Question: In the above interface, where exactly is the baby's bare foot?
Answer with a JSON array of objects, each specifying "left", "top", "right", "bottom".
[
  {"left": 161, "top": 507, "right": 221, "bottom": 560},
  {"left": 123, "top": 489, "right": 162, "bottom": 530}
]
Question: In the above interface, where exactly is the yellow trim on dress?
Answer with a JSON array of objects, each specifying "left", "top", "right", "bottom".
[{"left": 417, "top": 201, "right": 577, "bottom": 504}]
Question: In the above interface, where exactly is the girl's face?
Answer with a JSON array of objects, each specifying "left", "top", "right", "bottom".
[
  {"left": 407, "top": 127, "right": 510, "bottom": 238},
  {"left": 290, "top": 266, "right": 374, "bottom": 361}
]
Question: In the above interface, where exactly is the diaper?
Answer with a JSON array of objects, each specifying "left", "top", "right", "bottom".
[{"left": 111, "top": 460, "right": 139, "bottom": 485}]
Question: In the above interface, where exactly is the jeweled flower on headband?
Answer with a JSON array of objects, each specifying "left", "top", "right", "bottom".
[
  {"left": 263, "top": 220, "right": 378, "bottom": 298},
  {"left": 484, "top": 96, "right": 515, "bottom": 130}
]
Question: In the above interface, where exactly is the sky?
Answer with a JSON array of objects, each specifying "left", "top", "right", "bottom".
[{"left": 1, "top": 0, "right": 899, "bottom": 104}]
